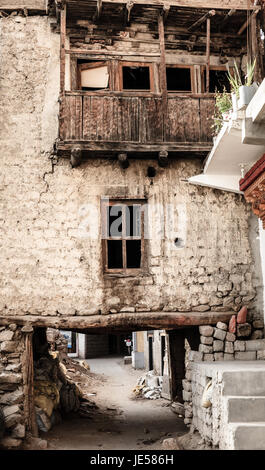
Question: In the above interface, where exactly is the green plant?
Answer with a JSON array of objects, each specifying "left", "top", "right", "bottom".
[
  {"left": 211, "top": 88, "right": 232, "bottom": 135},
  {"left": 226, "top": 58, "right": 256, "bottom": 97}
]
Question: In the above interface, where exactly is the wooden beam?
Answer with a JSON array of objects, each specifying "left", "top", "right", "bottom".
[
  {"left": 158, "top": 150, "right": 168, "bottom": 167},
  {"left": 0, "top": 311, "right": 235, "bottom": 331},
  {"left": 64, "top": 0, "right": 260, "bottom": 11},
  {"left": 222, "top": 8, "right": 236, "bottom": 23},
  {"left": 60, "top": 3, "right": 66, "bottom": 95},
  {"left": 124, "top": 1, "right": 134, "bottom": 25},
  {"left": 21, "top": 328, "right": 38, "bottom": 438},
  {"left": 118, "top": 152, "right": 129, "bottom": 168},
  {"left": 158, "top": 11, "right": 167, "bottom": 141},
  {"left": 57, "top": 141, "right": 212, "bottom": 153},
  {"left": 237, "top": 10, "right": 258, "bottom": 36},
  {"left": 93, "top": 0, "right": 102, "bottom": 21},
  {"left": 206, "top": 17, "right": 211, "bottom": 93},
  {"left": 188, "top": 9, "right": 215, "bottom": 32}
]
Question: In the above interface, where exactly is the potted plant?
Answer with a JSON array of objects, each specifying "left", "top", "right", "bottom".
[
  {"left": 211, "top": 88, "right": 232, "bottom": 136},
  {"left": 227, "top": 59, "right": 258, "bottom": 110}
]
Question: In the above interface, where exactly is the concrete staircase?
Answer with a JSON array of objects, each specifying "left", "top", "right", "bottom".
[{"left": 222, "top": 370, "right": 265, "bottom": 450}]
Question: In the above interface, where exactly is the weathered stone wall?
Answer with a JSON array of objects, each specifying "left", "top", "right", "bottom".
[{"left": 0, "top": 16, "right": 263, "bottom": 321}]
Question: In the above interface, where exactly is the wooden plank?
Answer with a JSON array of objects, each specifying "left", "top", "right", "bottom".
[
  {"left": 166, "top": 97, "right": 185, "bottom": 142},
  {"left": 158, "top": 11, "right": 167, "bottom": 141},
  {"left": 206, "top": 17, "right": 210, "bottom": 93},
  {"left": 64, "top": 0, "right": 259, "bottom": 11},
  {"left": 57, "top": 140, "right": 212, "bottom": 152},
  {"left": 22, "top": 331, "right": 38, "bottom": 437},
  {"left": 188, "top": 9, "right": 215, "bottom": 31},
  {"left": 199, "top": 97, "right": 215, "bottom": 142},
  {"left": 60, "top": 4, "right": 66, "bottom": 94},
  {"left": 0, "top": 0, "right": 46, "bottom": 10},
  {"left": 0, "top": 312, "right": 235, "bottom": 332}
]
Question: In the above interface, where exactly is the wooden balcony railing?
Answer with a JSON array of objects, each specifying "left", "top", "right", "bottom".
[{"left": 58, "top": 92, "right": 215, "bottom": 152}]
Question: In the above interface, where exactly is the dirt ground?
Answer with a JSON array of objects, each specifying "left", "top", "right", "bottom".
[{"left": 44, "top": 355, "right": 188, "bottom": 450}]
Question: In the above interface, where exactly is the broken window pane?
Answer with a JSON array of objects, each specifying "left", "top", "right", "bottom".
[
  {"left": 126, "top": 240, "right": 141, "bottom": 268},
  {"left": 122, "top": 66, "right": 150, "bottom": 90},
  {"left": 81, "top": 65, "right": 109, "bottom": 89},
  {"left": 166, "top": 67, "right": 191, "bottom": 91}
]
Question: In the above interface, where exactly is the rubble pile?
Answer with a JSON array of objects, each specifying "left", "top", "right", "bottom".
[{"left": 133, "top": 370, "right": 163, "bottom": 400}]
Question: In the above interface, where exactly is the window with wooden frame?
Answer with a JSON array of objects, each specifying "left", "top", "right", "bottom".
[
  {"left": 101, "top": 199, "right": 147, "bottom": 274},
  {"left": 202, "top": 65, "right": 231, "bottom": 93},
  {"left": 166, "top": 65, "right": 195, "bottom": 92},
  {"left": 119, "top": 62, "right": 155, "bottom": 92},
  {"left": 77, "top": 60, "right": 110, "bottom": 91}
]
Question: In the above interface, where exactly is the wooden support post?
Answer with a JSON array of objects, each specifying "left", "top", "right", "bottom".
[
  {"left": 60, "top": 3, "right": 66, "bottom": 95},
  {"left": 206, "top": 17, "right": 210, "bottom": 93},
  {"left": 21, "top": 325, "right": 38, "bottom": 438},
  {"left": 93, "top": 0, "right": 102, "bottom": 21},
  {"left": 158, "top": 11, "right": 167, "bottom": 141},
  {"left": 118, "top": 153, "right": 129, "bottom": 169},
  {"left": 251, "top": 11, "right": 259, "bottom": 82},
  {"left": 124, "top": 1, "right": 134, "bottom": 25}
]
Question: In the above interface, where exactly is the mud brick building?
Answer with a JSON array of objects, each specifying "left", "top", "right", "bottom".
[{"left": 0, "top": 0, "right": 265, "bottom": 449}]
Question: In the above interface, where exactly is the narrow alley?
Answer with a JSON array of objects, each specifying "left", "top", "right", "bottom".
[{"left": 44, "top": 356, "right": 187, "bottom": 450}]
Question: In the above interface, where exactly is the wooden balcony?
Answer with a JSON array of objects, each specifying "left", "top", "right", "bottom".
[{"left": 57, "top": 91, "right": 215, "bottom": 153}]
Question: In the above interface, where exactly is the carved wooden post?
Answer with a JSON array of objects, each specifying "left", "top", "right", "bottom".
[{"left": 21, "top": 325, "right": 38, "bottom": 438}]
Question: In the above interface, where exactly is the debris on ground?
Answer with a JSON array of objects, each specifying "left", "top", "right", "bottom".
[
  {"left": 170, "top": 402, "right": 185, "bottom": 417},
  {"left": 178, "top": 431, "right": 215, "bottom": 450},
  {"left": 133, "top": 370, "right": 163, "bottom": 399},
  {"left": 162, "top": 437, "right": 181, "bottom": 450}
]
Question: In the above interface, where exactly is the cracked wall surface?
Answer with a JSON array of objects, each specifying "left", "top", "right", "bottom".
[{"left": 0, "top": 16, "right": 263, "bottom": 321}]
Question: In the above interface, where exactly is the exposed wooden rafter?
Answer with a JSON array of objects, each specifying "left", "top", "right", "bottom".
[
  {"left": 237, "top": 9, "right": 258, "bottom": 36},
  {"left": 188, "top": 9, "right": 215, "bottom": 32}
]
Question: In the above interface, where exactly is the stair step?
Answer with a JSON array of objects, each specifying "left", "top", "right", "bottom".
[
  {"left": 226, "top": 396, "right": 265, "bottom": 423},
  {"left": 223, "top": 370, "right": 265, "bottom": 396},
  {"left": 229, "top": 423, "right": 265, "bottom": 450}
]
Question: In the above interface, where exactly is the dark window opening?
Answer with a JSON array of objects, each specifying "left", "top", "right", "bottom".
[
  {"left": 102, "top": 200, "right": 145, "bottom": 272},
  {"left": 107, "top": 240, "right": 123, "bottom": 269},
  {"left": 208, "top": 69, "right": 231, "bottom": 93},
  {"left": 166, "top": 67, "right": 191, "bottom": 91},
  {"left": 148, "top": 336, "right": 153, "bottom": 370},
  {"left": 126, "top": 240, "right": 141, "bottom": 268},
  {"left": 122, "top": 66, "right": 150, "bottom": 90}
]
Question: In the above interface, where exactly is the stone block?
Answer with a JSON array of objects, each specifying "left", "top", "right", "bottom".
[
  {"left": 226, "top": 332, "right": 236, "bottom": 342},
  {"left": 182, "top": 379, "right": 192, "bottom": 392},
  {"left": 224, "top": 341, "right": 234, "bottom": 354},
  {"left": 0, "top": 330, "right": 14, "bottom": 342},
  {"left": 185, "top": 371, "right": 192, "bottom": 381},
  {"left": 257, "top": 350, "right": 265, "bottom": 360},
  {"left": 214, "top": 353, "right": 224, "bottom": 361},
  {"left": 253, "top": 320, "right": 264, "bottom": 329},
  {"left": 200, "top": 335, "right": 213, "bottom": 345},
  {"left": 0, "top": 372, "right": 22, "bottom": 384},
  {"left": 0, "top": 341, "right": 18, "bottom": 353},
  {"left": 245, "top": 339, "right": 265, "bottom": 351},
  {"left": 237, "top": 323, "right": 251, "bottom": 338},
  {"left": 3, "top": 404, "right": 20, "bottom": 417},
  {"left": 11, "top": 424, "right": 25, "bottom": 439},
  {"left": 203, "top": 353, "right": 214, "bottom": 361},
  {"left": 213, "top": 328, "right": 226, "bottom": 341},
  {"left": 0, "top": 437, "right": 22, "bottom": 449},
  {"left": 213, "top": 340, "right": 224, "bottom": 352},
  {"left": 199, "top": 326, "right": 214, "bottom": 337},
  {"left": 234, "top": 340, "right": 246, "bottom": 352},
  {"left": 188, "top": 351, "right": 203, "bottom": 362},
  {"left": 224, "top": 353, "right": 234, "bottom": 361},
  {"left": 251, "top": 330, "right": 263, "bottom": 340},
  {"left": 237, "top": 306, "right": 247, "bottom": 324},
  {"left": 183, "top": 390, "right": 192, "bottom": 401},
  {"left": 234, "top": 351, "right": 257, "bottom": 360},
  {"left": 5, "top": 413, "right": 22, "bottom": 429},
  {"left": 0, "top": 389, "right": 24, "bottom": 405},
  {"left": 199, "top": 344, "right": 213, "bottom": 354},
  {"left": 216, "top": 321, "right": 228, "bottom": 331},
  {"left": 6, "top": 363, "right": 21, "bottom": 373}
]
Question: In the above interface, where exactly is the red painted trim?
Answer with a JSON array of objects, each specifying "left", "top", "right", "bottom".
[{"left": 239, "top": 153, "right": 265, "bottom": 191}]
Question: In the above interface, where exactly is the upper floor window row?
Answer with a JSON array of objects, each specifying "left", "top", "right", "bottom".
[{"left": 74, "top": 59, "right": 231, "bottom": 94}]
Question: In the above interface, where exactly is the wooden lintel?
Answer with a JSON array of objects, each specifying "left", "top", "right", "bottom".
[
  {"left": 188, "top": 9, "right": 215, "bottom": 31},
  {"left": 0, "top": 311, "right": 235, "bottom": 332},
  {"left": 60, "top": 3, "right": 66, "bottom": 94},
  {"left": 56, "top": 141, "right": 212, "bottom": 153}
]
